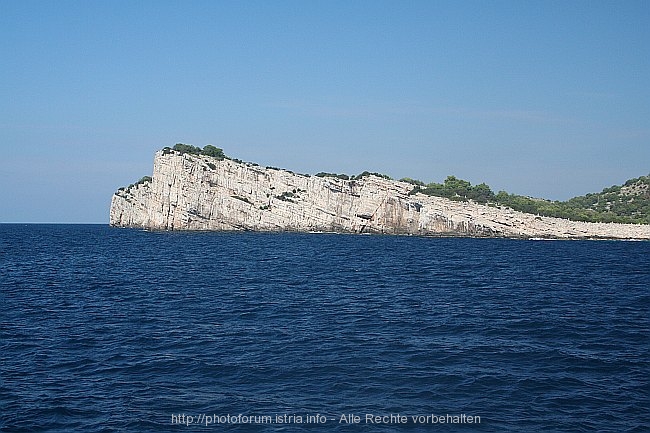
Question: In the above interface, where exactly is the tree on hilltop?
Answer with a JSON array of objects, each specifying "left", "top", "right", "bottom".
[
  {"left": 173, "top": 143, "right": 202, "bottom": 155},
  {"left": 201, "top": 145, "right": 225, "bottom": 159}
]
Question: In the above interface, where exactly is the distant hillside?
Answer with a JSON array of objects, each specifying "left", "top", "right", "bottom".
[
  {"left": 558, "top": 175, "right": 650, "bottom": 224},
  {"left": 408, "top": 174, "right": 650, "bottom": 225}
]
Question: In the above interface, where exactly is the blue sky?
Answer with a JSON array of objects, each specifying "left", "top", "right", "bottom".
[{"left": 1, "top": 0, "right": 648, "bottom": 223}]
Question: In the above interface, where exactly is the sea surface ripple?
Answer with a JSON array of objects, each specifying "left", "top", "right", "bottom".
[{"left": 1, "top": 225, "right": 648, "bottom": 432}]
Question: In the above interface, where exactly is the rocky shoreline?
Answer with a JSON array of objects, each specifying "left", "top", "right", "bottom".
[{"left": 110, "top": 150, "right": 650, "bottom": 240}]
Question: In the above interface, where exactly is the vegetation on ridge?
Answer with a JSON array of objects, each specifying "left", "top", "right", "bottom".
[
  {"left": 163, "top": 143, "right": 226, "bottom": 159},
  {"left": 408, "top": 176, "right": 495, "bottom": 204},
  {"left": 407, "top": 174, "right": 650, "bottom": 224},
  {"left": 315, "top": 171, "right": 392, "bottom": 181}
]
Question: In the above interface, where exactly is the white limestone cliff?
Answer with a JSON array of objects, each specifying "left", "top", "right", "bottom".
[{"left": 110, "top": 150, "right": 650, "bottom": 240}]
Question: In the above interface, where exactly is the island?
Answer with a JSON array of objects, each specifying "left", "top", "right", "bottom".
[{"left": 110, "top": 145, "right": 650, "bottom": 240}]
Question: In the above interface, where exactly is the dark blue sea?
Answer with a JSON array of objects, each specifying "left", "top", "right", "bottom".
[{"left": 1, "top": 225, "right": 648, "bottom": 432}]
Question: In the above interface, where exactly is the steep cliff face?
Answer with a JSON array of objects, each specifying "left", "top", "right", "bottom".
[{"left": 110, "top": 150, "right": 650, "bottom": 239}]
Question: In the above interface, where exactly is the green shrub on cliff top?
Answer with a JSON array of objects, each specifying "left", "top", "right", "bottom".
[
  {"left": 353, "top": 171, "right": 392, "bottom": 180},
  {"left": 171, "top": 143, "right": 226, "bottom": 160},
  {"left": 173, "top": 143, "right": 202, "bottom": 155},
  {"left": 316, "top": 172, "right": 350, "bottom": 180},
  {"left": 201, "top": 145, "right": 225, "bottom": 159}
]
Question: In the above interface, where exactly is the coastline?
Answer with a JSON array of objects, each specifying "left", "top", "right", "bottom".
[{"left": 110, "top": 151, "right": 650, "bottom": 241}]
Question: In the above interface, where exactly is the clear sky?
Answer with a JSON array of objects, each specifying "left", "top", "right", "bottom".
[{"left": 1, "top": 0, "right": 648, "bottom": 223}]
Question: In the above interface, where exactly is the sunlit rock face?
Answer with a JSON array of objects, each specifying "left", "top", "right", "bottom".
[{"left": 110, "top": 150, "right": 650, "bottom": 240}]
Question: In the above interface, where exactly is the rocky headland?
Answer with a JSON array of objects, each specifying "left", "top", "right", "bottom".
[{"left": 110, "top": 149, "right": 650, "bottom": 240}]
